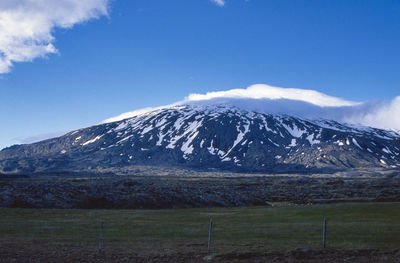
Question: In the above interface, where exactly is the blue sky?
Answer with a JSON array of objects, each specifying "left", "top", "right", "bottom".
[{"left": 1, "top": 0, "right": 400, "bottom": 149}]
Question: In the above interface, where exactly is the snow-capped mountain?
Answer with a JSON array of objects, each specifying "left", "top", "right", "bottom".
[{"left": 1, "top": 103, "right": 400, "bottom": 174}]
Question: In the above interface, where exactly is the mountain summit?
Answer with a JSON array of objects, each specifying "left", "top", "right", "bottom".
[{"left": 1, "top": 102, "right": 399, "bottom": 174}]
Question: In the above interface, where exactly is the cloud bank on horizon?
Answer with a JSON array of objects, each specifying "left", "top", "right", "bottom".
[
  {"left": 104, "top": 84, "right": 400, "bottom": 132},
  {"left": 0, "top": 0, "right": 110, "bottom": 74}
]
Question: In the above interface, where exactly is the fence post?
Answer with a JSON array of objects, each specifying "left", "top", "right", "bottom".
[
  {"left": 99, "top": 221, "right": 104, "bottom": 253},
  {"left": 208, "top": 218, "right": 213, "bottom": 253},
  {"left": 322, "top": 217, "right": 327, "bottom": 249}
]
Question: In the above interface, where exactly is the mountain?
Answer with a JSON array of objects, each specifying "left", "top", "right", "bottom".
[{"left": 1, "top": 103, "right": 400, "bottom": 174}]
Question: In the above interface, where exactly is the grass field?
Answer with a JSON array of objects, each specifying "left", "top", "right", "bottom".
[{"left": 0, "top": 202, "right": 399, "bottom": 255}]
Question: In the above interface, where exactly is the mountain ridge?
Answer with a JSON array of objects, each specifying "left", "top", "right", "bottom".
[{"left": 1, "top": 104, "right": 400, "bottom": 175}]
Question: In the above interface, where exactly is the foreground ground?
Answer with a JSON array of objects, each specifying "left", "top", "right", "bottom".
[{"left": 0, "top": 203, "right": 399, "bottom": 262}]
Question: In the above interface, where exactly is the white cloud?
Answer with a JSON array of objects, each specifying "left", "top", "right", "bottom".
[
  {"left": 186, "top": 84, "right": 359, "bottom": 107},
  {"left": 13, "top": 131, "right": 67, "bottom": 144},
  {"left": 210, "top": 0, "right": 226, "bottom": 7},
  {"left": 0, "top": 0, "right": 110, "bottom": 74},
  {"left": 103, "top": 84, "right": 400, "bottom": 132},
  {"left": 345, "top": 96, "right": 400, "bottom": 131}
]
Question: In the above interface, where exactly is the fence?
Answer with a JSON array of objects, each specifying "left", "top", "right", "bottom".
[{"left": 0, "top": 203, "right": 398, "bottom": 255}]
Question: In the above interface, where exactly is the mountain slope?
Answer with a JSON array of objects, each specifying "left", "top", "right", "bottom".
[{"left": 1, "top": 104, "right": 400, "bottom": 174}]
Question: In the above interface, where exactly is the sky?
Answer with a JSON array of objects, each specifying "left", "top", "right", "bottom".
[{"left": 1, "top": 0, "right": 400, "bottom": 149}]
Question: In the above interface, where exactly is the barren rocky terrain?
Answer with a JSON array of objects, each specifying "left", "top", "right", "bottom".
[{"left": 1, "top": 167, "right": 399, "bottom": 209}]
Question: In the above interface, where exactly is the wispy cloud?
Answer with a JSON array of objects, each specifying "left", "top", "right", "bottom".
[
  {"left": 103, "top": 84, "right": 400, "bottom": 132},
  {"left": 13, "top": 131, "right": 67, "bottom": 145},
  {"left": 344, "top": 96, "right": 400, "bottom": 132},
  {"left": 0, "top": 0, "right": 111, "bottom": 74},
  {"left": 103, "top": 105, "right": 178, "bottom": 123},
  {"left": 210, "top": 0, "right": 226, "bottom": 7}
]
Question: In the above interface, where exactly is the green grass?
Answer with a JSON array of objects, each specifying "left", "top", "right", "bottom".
[{"left": 0, "top": 203, "right": 399, "bottom": 254}]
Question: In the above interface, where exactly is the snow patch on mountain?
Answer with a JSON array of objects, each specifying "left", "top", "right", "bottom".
[{"left": 82, "top": 135, "right": 103, "bottom": 146}]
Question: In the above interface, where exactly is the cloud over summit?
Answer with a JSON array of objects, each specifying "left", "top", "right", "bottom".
[
  {"left": 186, "top": 84, "right": 359, "bottom": 107},
  {"left": 104, "top": 84, "right": 400, "bottom": 132},
  {"left": 0, "top": 0, "right": 110, "bottom": 73}
]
